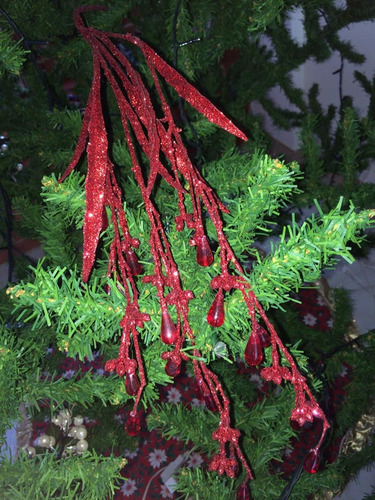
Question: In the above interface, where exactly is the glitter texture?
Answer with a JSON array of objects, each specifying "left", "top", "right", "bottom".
[{"left": 60, "top": 6, "right": 329, "bottom": 483}]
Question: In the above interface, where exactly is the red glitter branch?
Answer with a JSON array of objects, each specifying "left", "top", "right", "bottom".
[{"left": 60, "top": 6, "right": 329, "bottom": 484}]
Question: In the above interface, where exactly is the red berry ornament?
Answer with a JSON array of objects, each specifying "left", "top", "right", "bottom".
[
  {"left": 160, "top": 310, "right": 178, "bottom": 345},
  {"left": 236, "top": 483, "right": 252, "bottom": 500},
  {"left": 125, "top": 413, "right": 141, "bottom": 436},
  {"left": 165, "top": 359, "right": 181, "bottom": 377},
  {"left": 196, "top": 235, "right": 213, "bottom": 267},
  {"left": 125, "top": 248, "right": 143, "bottom": 276},
  {"left": 244, "top": 331, "right": 263, "bottom": 366},
  {"left": 125, "top": 371, "right": 140, "bottom": 396},
  {"left": 207, "top": 290, "right": 225, "bottom": 327},
  {"left": 303, "top": 449, "right": 320, "bottom": 474},
  {"left": 257, "top": 325, "right": 271, "bottom": 347}
]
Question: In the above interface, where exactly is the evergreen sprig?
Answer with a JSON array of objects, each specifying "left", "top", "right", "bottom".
[{"left": 0, "top": 449, "right": 124, "bottom": 500}]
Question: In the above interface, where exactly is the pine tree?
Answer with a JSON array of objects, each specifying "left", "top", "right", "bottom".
[{"left": 1, "top": 1, "right": 375, "bottom": 499}]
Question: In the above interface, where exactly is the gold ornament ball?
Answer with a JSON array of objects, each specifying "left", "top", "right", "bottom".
[
  {"left": 49, "top": 436, "right": 56, "bottom": 447},
  {"left": 76, "top": 439, "right": 88, "bottom": 454}
]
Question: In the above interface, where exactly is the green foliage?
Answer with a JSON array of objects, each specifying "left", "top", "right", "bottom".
[
  {"left": 0, "top": 29, "right": 28, "bottom": 78},
  {"left": 0, "top": 450, "right": 124, "bottom": 499}
]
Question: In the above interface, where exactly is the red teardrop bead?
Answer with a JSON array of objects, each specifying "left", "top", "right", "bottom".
[
  {"left": 195, "top": 379, "right": 204, "bottom": 399},
  {"left": 125, "top": 413, "right": 141, "bottom": 436},
  {"left": 244, "top": 332, "right": 263, "bottom": 366},
  {"left": 165, "top": 359, "right": 181, "bottom": 377},
  {"left": 196, "top": 235, "right": 214, "bottom": 267},
  {"left": 203, "top": 392, "right": 218, "bottom": 412},
  {"left": 160, "top": 310, "right": 178, "bottom": 345},
  {"left": 125, "top": 372, "right": 140, "bottom": 396},
  {"left": 207, "top": 290, "right": 225, "bottom": 327},
  {"left": 256, "top": 325, "right": 271, "bottom": 348},
  {"left": 236, "top": 483, "right": 252, "bottom": 500},
  {"left": 290, "top": 419, "right": 302, "bottom": 431},
  {"left": 126, "top": 249, "right": 143, "bottom": 276},
  {"left": 303, "top": 450, "right": 320, "bottom": 474}
]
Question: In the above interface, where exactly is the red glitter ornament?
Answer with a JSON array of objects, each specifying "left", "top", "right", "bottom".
[
  {"left": 165, "top": 359, "right": 181, "bottom": 377},
  {"left": 303, "top": 449, "right": 320, "bottom": 474},
  {"left": 125, "top": 412, "right": 141, "bottom": 436},
  {"left": 196, "top": 235, "right": 214, "bottom": 267},
  {"left": 244, "top": 331, "right": 263, "bottom": 366},
  {"left": 207, "top": 290, "right": 225, "bottom": 327},
  {"left": 125, "top": 248, "right": 143, "bottom": 276},
  {"left": 60, "top": 6, "right": 329, "bottom": 485},
  {"left": 256, "top": 324, "right": 271, "bottom": 348},
  {"left": 160, "top": 310, "right": 178, "bottom": 345},
  {"left": 236, "top": 483, "right": 252, "bottom": 500},
  {"left": 125, "top": 372, "right": 140, "bottom": 396}
]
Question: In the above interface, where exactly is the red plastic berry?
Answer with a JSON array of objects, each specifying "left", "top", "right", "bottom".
[
  {"left": 207, "top": 290, "right": 225, "bottom": 327},
  {"left": 125, "top": 248, "right": 143, "bottom": 276},
  {"left": 303, "top": 450, "right": 320, "bottom": 474},
  {"left": 125, "top": 413, "right": 141, "bottom": 436},
  {"left": 244, "top": 332, "right": 263, "bottom": 366},
  {"left": 236, "top": 483, "right": 252, "bottom": 500},
  {"left": 165, "top": 359, "right": 181, "bottom": 377},
  {"left": 256, "top": 325, "right": 271, "bottom": 348},
  {"left": 196, "top": 235, "right": 213, "bottom": 267},
  {"left": 125, "top": 372, "right": 140, "bottom": 396},
  {"left": 160, "top": 310, "right": 178, "bottom": 345}
]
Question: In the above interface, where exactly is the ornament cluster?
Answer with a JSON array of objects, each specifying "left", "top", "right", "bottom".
[
  {"left": 60, "top": 6, "right": 329, "bottom": 492},
  {"left": 24, "top": 408, "right": 89, "bottom": 459}
]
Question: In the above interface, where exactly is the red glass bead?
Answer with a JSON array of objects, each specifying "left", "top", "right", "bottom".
[
  {"left": 126, "top": 249, "right": 143, "bottom": 276},
  {"left": 256, "top": 325, "right": 271, "bottom": 348},
  {"left": 244, "top": 332, "right": 263, "bottom": 366},
  {"left": 290, "top": 419, "right": 302, "bottom": 431},
  {"left": 160, "top": 310, "right": 178, "bottom": 345},
  {"left": 236, "top": 483, "right": 252, "bottom": 500},
  {"left": 303, "top": 450, "right": 320, "bottom": 474},
  {"left": 203, "top": 392, "right": 218, "bottom": 412},
  {"left": 196, "top": 235, "right": 213, "bottom": 267},
  {"left": 125, "top": 413, "right": 141, "bottom": 436},
  {"left": 207, "top": 290, "right": 225, "bottom": 327},
  {"left": 125, "top": 372, "right": 140, "bottom": 396},
  {"left": 195, "top": 379, "right": 204, "bottom": 399},
  {"left": 165, "top": 359, "right": 181, "bottom": 377}
]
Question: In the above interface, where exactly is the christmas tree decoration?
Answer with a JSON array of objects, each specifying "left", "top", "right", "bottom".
[
  {"left": 160, "top": 309, "right": 179, "bottom": 345},
  {"left": 207, "top": 289, "right": 225, "bottom": 327},
  {"left": 165, "top": 358, "right": 181, "bottom": 378},
  {"left": 125, "top": 371, "right": 141, "bottom": 397},
  {"left": 244, "top": 328, "right": 263, "bottom": 366},
  {"left": 196, "top": 235, "right": 214, "bottom": 267},
  {"left": 57, "top": 5, "right": 330, "bottom": 483},
  {"left": 303, "top": 449, "right": 320, "bottom": 474},
  {"left": 125, "top": 412, "right": 141, "bottom": 437},
  {"left": 5, "top": 2, "right": 375, "bottom": 497},
  {"left": 236, "top": 482, "right": 252, "bottom": 500}
]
